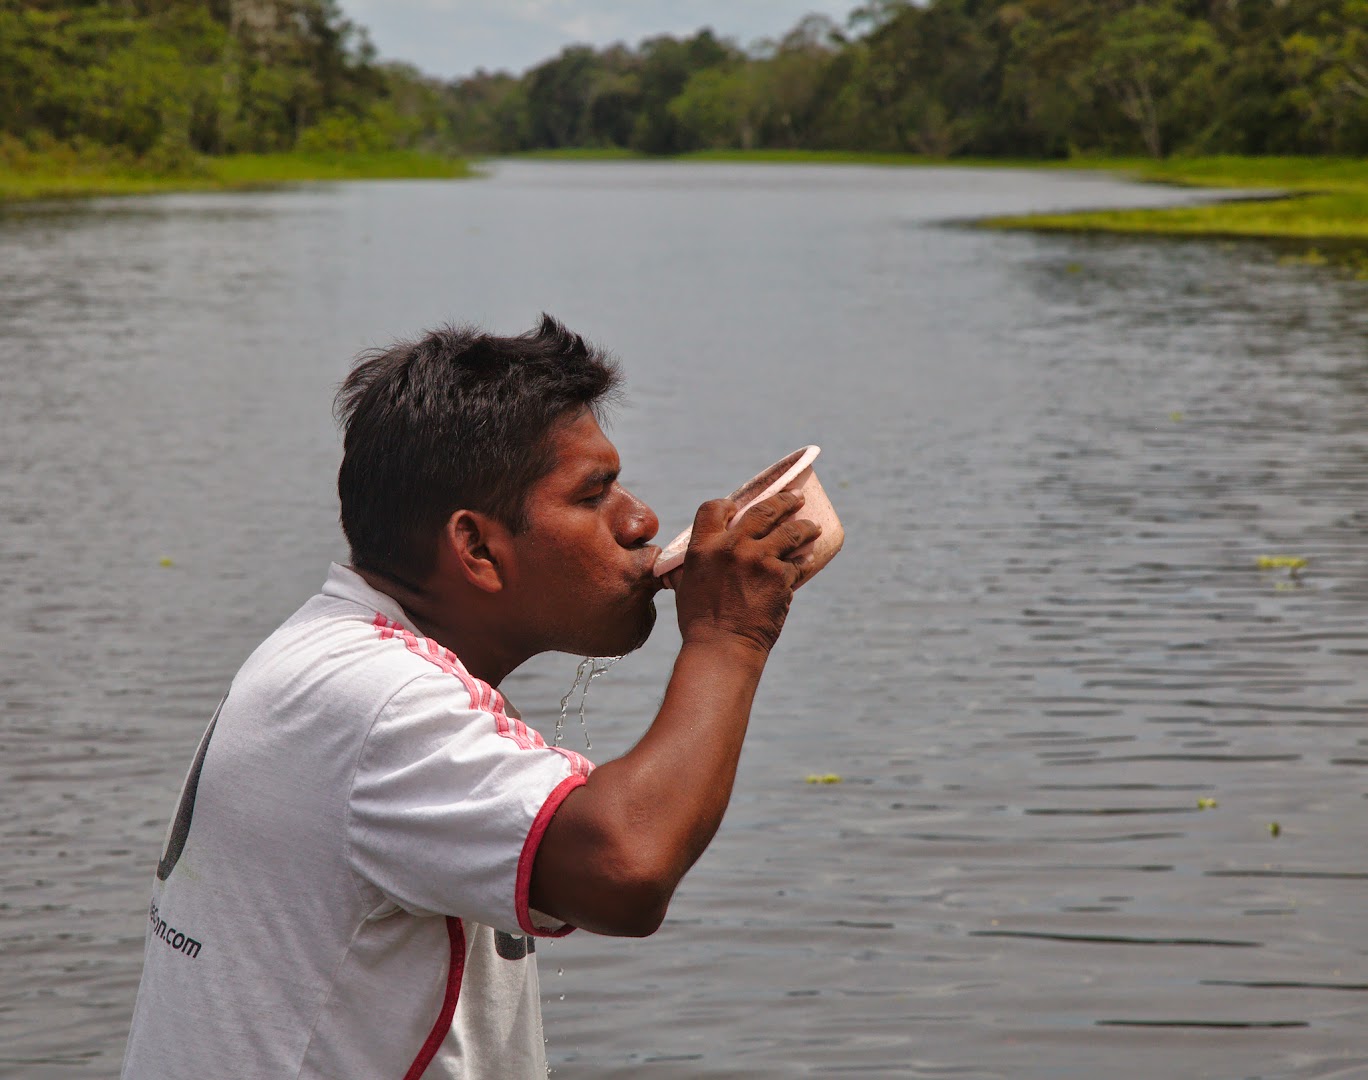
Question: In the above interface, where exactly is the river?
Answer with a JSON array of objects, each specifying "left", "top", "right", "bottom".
[{"left": 2, "top": 161, "right": 1366, "bottom": 1078}]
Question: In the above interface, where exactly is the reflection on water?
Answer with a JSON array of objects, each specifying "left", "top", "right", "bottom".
[{"left": 1, "top": 164, "right": 1366, "bottom": 1078}]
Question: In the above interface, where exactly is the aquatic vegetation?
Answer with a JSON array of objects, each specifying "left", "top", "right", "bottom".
[
  {"left": 805, "top": 773, "right": 844, "bottom": 784},
  {"left": 1258, "top": 555, "right": 1306, "bottom": 590},
  {"left": 1257, "top": 555, "right": 1307, "bottom": 570},
  {"left": 1278, "top": 248, "right": 1329, "bottom": 267},
  {"left": 981, "top": 158, "right": 1368, "bottom": 244},
  {"left": 1196, "top": 797, "right": 1218, "bottom": 810}
]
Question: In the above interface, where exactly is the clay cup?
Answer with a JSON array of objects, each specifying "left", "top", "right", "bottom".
[{"left": 653, "top": 445, "right": 844, "bottom": 590}]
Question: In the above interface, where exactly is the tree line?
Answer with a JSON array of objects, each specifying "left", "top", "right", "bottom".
[
  {"left": 2, "top": 0, "right": 1365, "bottom": 168},
  {"left": 456, "top": 0, "right": 1368, "bottom": 158}
]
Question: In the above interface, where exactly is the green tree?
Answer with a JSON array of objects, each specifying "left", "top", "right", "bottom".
[
  {"left": 669, "top": 65, "right": 763, "bottom": 148},
  {"left": 1088, "top": 2, "right": 1225, "bottom": 157},
  {"left": 751, "top": 15, "right": 843, "bottom": 148},
  {"left": 444, "top": 70, "right": 530, "bottom": 153},
  {"left": 1279, "top": 1, "right": 1368, "bottom": 153},
  {"left": 630, "top": 30, "right": 737, "bottom": 153},
  {"left": 856, "top": 0, "right": 1005, "bottom": 155},
  {"left": 524, "top": 46, "right": 602, "bottom": 148}
]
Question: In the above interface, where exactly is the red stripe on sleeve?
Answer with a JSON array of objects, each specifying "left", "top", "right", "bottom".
[{"left": 515, "top": 774, "right": 588, "bottom": 938}]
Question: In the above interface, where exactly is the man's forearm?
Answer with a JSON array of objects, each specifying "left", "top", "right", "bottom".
[
  {"left": 609, "top": 636, "right": 768, "bottom": 870},
  {"left": 528, "top": 636, "right": 768, "bottom": 936}
]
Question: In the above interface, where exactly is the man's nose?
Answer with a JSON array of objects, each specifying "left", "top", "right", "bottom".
[{"left": 617, "top": 489, "right": 659, "bottom": 548}]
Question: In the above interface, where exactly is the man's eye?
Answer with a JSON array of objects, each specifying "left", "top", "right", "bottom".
[{"left": 582, "top": 489, "right": 608, "bottom": 506}]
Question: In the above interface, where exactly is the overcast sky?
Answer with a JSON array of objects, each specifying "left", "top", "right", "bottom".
[{"left": 339, "top": 1, "right": 858, "bottom": 81}]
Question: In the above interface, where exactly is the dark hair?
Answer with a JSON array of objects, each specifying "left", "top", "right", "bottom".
[{"left": 334, "top": 314, "right": 621, "bottom": 585}]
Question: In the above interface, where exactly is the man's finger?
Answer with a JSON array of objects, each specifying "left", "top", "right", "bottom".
[
  {"left": 733, "top": 489, "right": 805, "bottom": 538},
  {"left": 689, "top": 497, "right": 738, "bottom": 542},
  {"left": 771, "top": 518, "right": 822, "bottom": 558},
  {"left": 767, "top": 549, "right": 806, "bottom": 589}
]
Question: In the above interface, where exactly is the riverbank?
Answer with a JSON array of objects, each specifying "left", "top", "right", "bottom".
[
  {"left": 980, "top": 156, "right": 1368, "bottom": 244},
  {"left": 0, "top": 150, "right": 471, "bottom": 202},
  {"left": 8, "top": 146, "right": 1362, "bottom": 254}
]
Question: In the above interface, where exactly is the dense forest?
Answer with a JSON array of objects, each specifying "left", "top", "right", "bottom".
[
  {"left": 460, "top": 0, "right": 1368, "bottom": 158},
  {"left": 0, "top": 0, "right": 453, "bottom": 168},
  {"left": 3, "top": 0, "right": 1366, "bottom": 168}
]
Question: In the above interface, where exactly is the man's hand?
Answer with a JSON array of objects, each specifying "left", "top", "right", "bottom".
[{"left": 672, "top": 490, "right": 822, "bottom": 655}]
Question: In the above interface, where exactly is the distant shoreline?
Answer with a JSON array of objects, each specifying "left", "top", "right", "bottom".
[
  {"left": 6, "top": 148, "right": 1363, "bottom": 258},
  {"left": 0, "top": 151, "right": 471, "bottom": 203},
  {"left": 507, "top": 150, "right": 1368, "bottom": 248}
]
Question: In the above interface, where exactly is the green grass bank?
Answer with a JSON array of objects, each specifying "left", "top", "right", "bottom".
[
  {"left": 979, "top": 156, "right": 1368, "bottom": 244},
  {"left": 0, "top": 149, "right": 471, "bottom": 202}
]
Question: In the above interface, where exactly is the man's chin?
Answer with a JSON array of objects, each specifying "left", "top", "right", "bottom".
[
  {"left": 595, "top": 596, "right": 657, "bottom": 659},
  {"left": 555, "top": 595, "right": 657, "bottom": 661},
  {"left": 626, "top": 597, "right": 658, "bottom": 654}
]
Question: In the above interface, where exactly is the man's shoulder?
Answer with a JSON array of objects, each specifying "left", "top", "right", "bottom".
[
  {"left": 244, "top": 598, "right": 443, "bottom": 694},
  {"left": 198, "top": 590, "right": 482, "bottom": 820},
  {"left": 231, "top": 579, "right": 484, "bottom": 728}
]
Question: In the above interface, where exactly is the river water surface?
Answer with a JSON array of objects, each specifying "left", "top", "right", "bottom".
[{"left": 2, "top": 162, "right": 1367, "bottom": 1078}]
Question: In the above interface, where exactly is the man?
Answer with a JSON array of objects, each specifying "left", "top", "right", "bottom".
[{"left": 122, "top": 315, "right": 819, "bottom": 1079}]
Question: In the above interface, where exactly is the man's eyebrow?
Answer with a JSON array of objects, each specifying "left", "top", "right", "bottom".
[{"left": 577, "top": 467, "right": 619, "bottom": 491}]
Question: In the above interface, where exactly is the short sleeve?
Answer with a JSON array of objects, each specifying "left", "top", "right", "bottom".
[{"left": 347, "top": 671, "right": 593, "bottom": 935}]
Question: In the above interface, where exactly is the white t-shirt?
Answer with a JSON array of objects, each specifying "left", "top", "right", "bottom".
[{"left": 122, "top": 564, "right": 594, "bottom": 1080}]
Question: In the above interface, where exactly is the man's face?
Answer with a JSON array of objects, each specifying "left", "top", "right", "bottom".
[{"left": 504, "top": 408, "right": 661, "bottom": 659}]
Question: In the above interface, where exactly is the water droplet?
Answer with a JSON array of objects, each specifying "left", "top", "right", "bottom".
[
  {"left": 556, "top": 655, "right": 622, "bottom": 749},
  {"left": 557, "top": 966, "right": 563, "bottom": 976}
]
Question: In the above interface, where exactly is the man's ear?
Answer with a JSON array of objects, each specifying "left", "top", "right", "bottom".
[{"left": 444, "top": 509, "right": 511, "bottom": 593}]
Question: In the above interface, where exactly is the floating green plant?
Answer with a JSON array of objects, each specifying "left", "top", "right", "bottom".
[
  {"left": 805, "top": 773, "right": 843, "bottom": 785},
  {"left": 1277, "top": 248, "right": 1329, "bottom": 267},
  {"left": 1196, "top": 797, "right": 1218, "bottom": 810},
  {"left": 1256, "top": 555, "right": 1306, "bottom": 570}
]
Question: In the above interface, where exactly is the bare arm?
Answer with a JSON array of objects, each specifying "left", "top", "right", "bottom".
[{"left": 528, "top": 490, "right": 819, "bottom": 936}]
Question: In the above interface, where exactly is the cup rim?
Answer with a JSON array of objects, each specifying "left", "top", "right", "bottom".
[
  {"left": 725, "top": 444, "right": 821, "bottom": 520},
  {"left": 653, "top": 444, "right": 822, "bottom": 578}
]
